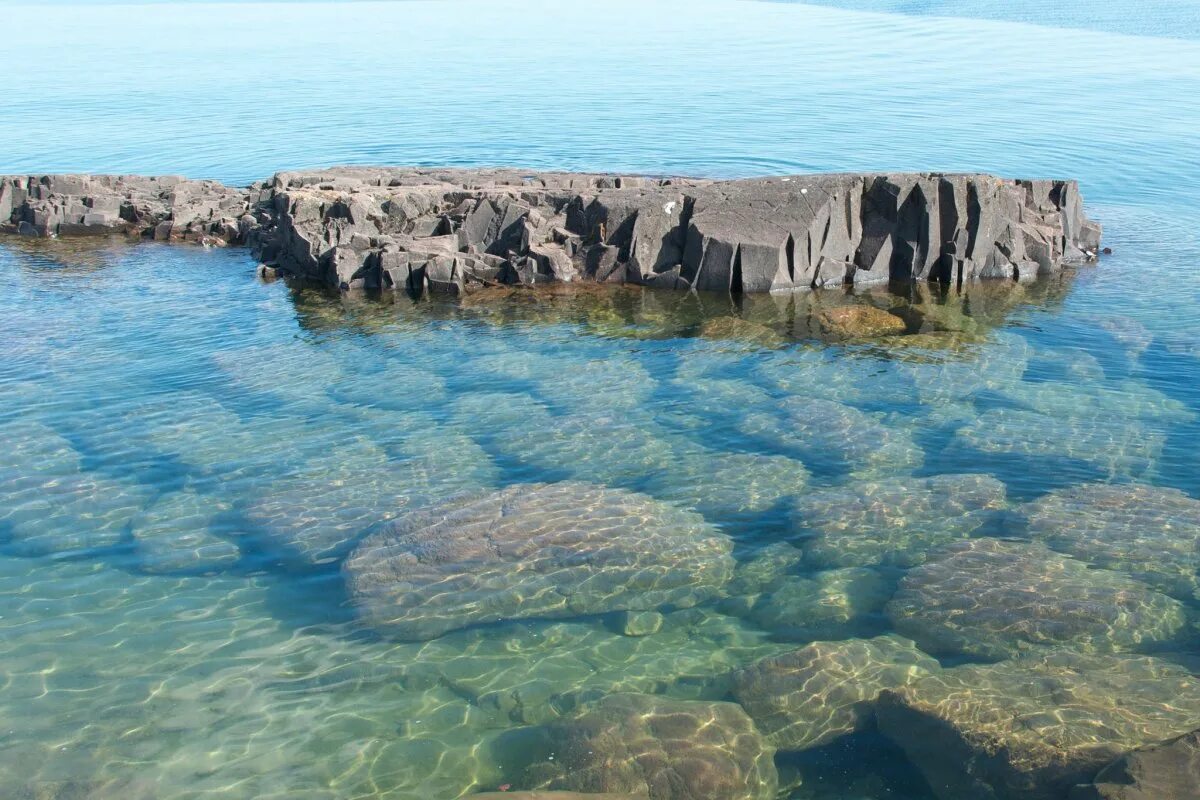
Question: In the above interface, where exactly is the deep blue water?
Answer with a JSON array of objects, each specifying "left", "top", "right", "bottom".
[{"left": 2, "top": 2, "right": 1200, "bottom": 799}]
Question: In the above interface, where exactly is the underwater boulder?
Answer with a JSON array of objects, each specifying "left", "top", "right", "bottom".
[
  {"left": 886, "top": 539, "right": 1185, "bottom": 660},
  {"left": 344, "top": 482, "right": 735, "bottom": 640},
  {"left": 876, "top": 652, "right": 1200, "bottom": 800},
  {"left": 742, "top": 567, "right": 893, "bottom": 641},
  {"left": 645, "top": 449, "right": 810, "bottom": 519},
  {"left": 1069, "top": 728, "right": 1200, "bottom": 800},
  {"left": 730, "top": 634, "right": 939, "bottom": 752},
  {"left": 797, "top": 473, "right": 1007, "bottom": 568},
  {"left": 521, "top": 693, "right": 778, "bottom": 800},
  {"left": 1020, "top": 482, "right": 1200, "bottom": 600},
  {"left": 815, "top": 305, "right": 907, "bottom": 339},
  {"left": 130, "top": 489, "right": 240, "bottom": 574},
  {"left": 737, "top": 397, "right": 923, "bottom": 480}
]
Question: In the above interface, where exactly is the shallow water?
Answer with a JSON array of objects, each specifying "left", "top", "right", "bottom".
[{"left": 3, "top": 1, "right": 1200, "bottom": 798}]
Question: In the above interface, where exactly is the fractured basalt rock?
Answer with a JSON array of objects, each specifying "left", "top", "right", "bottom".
[
  {"left": 4, "top": 168, "right": 1101, "bottom": 294},
  {"left": 343, "top": 482, "right": 735, "bottom": 640},
  {"left": 0, "top": 173, "right": 260, "bottom": 244}
]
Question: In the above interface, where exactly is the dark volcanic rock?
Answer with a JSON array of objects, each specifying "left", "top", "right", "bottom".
[
  {"left": 1069, "top": 729, "right": 1200, "bottom": 800},
  {"left": 522, "top": 693, "right": 778, "bottom": 800},
  {"left": 0, "top": 173, "right": 258, "bottom": 243},
  {"left": 251, "top": 168, "right": 1101, "bottom": 293},
  {"left": 877, "top": 652, "right": 1200, "bottom": 800},
  {"left": 4, "top": 169, "right": 1102, "bottom": 294},
  {"left": 343, "top": 482, "right": 735, "bottom": 640}
]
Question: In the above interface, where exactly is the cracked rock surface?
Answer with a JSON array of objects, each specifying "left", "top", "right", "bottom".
[{"left": 3, "top": 168, "right": 1101, "bottom": 294}]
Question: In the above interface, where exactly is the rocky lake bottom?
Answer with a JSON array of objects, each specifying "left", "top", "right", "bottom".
[
  {"left": 3, "top": 0, "right": 1200, "bottom": 798},
  {"left": 2, "top": 201, "right": 1200, "bottom": 799}
]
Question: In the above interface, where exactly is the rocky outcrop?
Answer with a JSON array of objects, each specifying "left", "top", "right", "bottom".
[
  {"left": 1069, "top": 729, "right": 1200, "bottom": 800},
  {"left": 343, "top": 482, "right": 734, "bottom": 640},
  {"left": 876, "top": 652, "right": 1200, "bottom": 800},
  {"left": 3, "top": 168, "right": 1102, "bottom": 294},
  {"left": 0, "top": 173, "right": 261, "bottom": 244}
]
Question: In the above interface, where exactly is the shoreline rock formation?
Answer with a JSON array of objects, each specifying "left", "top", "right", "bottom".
[{"left": 1, "top": 167, "right": 1102, "bottom": 294}]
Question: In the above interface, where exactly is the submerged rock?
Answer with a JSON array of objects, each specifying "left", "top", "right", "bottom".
[
  {"left": 475, "top": 793, "right": 646, "bottom": 800},
  {"left": 743, "top": 567, "right": 893, "bottom": 641},
  {"left": 645, "top": 449, "right": 810, "bottom": 519},
  {"left": 1069, "top": 728, "right": 1200, "bottom": 800},
  {"left": 797, "top": 473, "right": 1007, "bottom": 568},
  {"left": 876, "top": 652, "right": 1200, "bottom": 800},
  {"left": 344, "top": 482, "right": 734, "bottom": 640},
  {"left": 730, "top": 635, "right": 939, "bottom": 752},
  {"left": 886, "top": 539, "right": 1185, "bottom": 660},
  {"left": 521, "top": 693, "right": 778, "bottom": 800},
  {"left": 737, "top": 397, "right": 923, "bottom": 480},
  {"left": 815, "top": 305, "right": 907, "bottom": 339},
  {"left": 1020, "top": 483, "right": 1200, "bottom": 600}
]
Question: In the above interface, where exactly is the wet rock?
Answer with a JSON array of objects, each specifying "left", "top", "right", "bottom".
[
  {"left": 876, "top": 652, "right": 1200, "bottom": 800},
  {"left": 344, "top": 482, "right": 735, "bottom": 640},
  {"left": 130, "top": 490, "right": 240, "bottom": 574},
  {"left": 1020, "top": 483, "right": 1200, "bottom": 600},
  {"left": 1069, "top": 728, "right": 1200, "bottom": 800},
  {"left": 730, "top": 635, "right": 940, "bottom": 751},
  {"left": 797, "top": 473, "right": 1008, "bottom": 568},
  {"left": 521, "top": 693, "right": 778, "bottom": 800},
  {"left": 815, "top": 305, "right": 907, "bottom": 339},
  {"left": 724, "top": 542, "right": 806, "bottom": 598},
  {"left": 886, "top": 539, "right": 1185, "bottom": 660},
  {"left": 737, "top": 397, "right": 923, "bottom": 480},
  {"left": 743, "top": 567, "right": 893, "bottom": 641}
]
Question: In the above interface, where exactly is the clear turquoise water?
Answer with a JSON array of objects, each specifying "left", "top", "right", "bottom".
[{"left": 2, "top": 2, "right": 1200, "bottom": 798}]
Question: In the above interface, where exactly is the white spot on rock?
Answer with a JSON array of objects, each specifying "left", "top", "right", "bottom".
[{"left": 664, "top": 201, "right": 677, "bottom": 216}]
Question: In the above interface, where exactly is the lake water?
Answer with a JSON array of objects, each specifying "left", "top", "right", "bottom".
[{"left": 2, "top": 2, "right": 1200, "bottom": 799}]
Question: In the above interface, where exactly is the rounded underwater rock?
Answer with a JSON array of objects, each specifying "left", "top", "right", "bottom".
[
  {"left": 344, "top": 482, "right": 735, "bottom": 640},
  {"left": 815, "top": 306, "right": 907, "bottom": 339},
  {"left": 520, "top": 693, "right": 778, "bottom": 800},
  {"left": 737, "top": 397, "right": 923, "bottom": 481},
  {"left": 130, "top": 490, "right": 240, "bottom": 574},
  {"left": 886, "top": 539, "right": 1186, "bottom": 660},
  {"left": 697, "top": 316, "right": 786, "bottom": 348},
  {"left": 492, "top": 412, "right": 678, "bottom": 488},
  {"left": 797, "top": 473, "right": 1008, "bottom": 568},
  {"left": 730, "top": 634, "right": 940, "bottom": 752},
  {"left": 243, "top": 436, "right": 491, "bottom": 566},
  {"left": 533, "top": 356, "right": 657, "bottom": 414},
  {"left": 948, "top": 407, "right": 1164, "bottom": 480},
  {"left": 723, "top": 541, "right": 806, "bottom": 598},
  {"left": 1068, "top": 728, "right": 1200, "bottom": 800},
  {"left": 899, "top": 330, "right": 1031, "bottom": 405},
  {"left": 474, "top": 793, "right": 648, "bottom": 800},
  {"left": 753, "top": 348, "right": 915, "bottom": 407},
  {"left": 645, "top": 449, "right": 810, "bottom": 519},
  {"left": 743, "top": 567, "right": 893, "bottom": 641},
  {"left": 326, "top": 360, "right": 448, "bottom": 412},
  {"left": 876, "top": 651, "right": 1200, "bottom": 800},
  {"left": 1020, "top": 483, "right": 1200, "bottom": 600}
]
